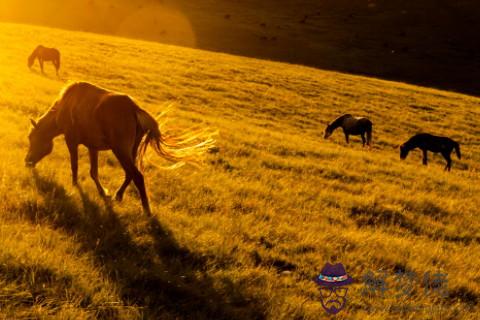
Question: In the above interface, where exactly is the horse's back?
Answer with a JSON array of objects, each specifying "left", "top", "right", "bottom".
[
  {"left": 98, "top": 94, "right": 143, "bottom": 147},
  {"left": 342, "top": 114, "right": 372, "bottom": 125},
  {"left": 409, "top": 133, "right": 457, "bottom": 151},
  {"left": 353, "top": 116, "right": 370, "bottom": 122},
  {"left": 37, "top": 45, "right": 60, "bottom": 60},
  {"left": 343, "top": 116, "right": 372, "bottom": 132},
  {"left": 412, "top": 133, "right": 449, "bottom": 143},
  {"left": 56, "top": 82, "right": 135, "bottom": 147}
]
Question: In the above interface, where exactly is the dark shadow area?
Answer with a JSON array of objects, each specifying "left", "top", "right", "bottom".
[
  {"left": 349, "top": 204, "right": 480, "bottom": 245},
  {"left": 29, "top": 68, "right": 65, "bottom": 82},
  {"left": 178, "top": 0, "right": 480, "bottom": 96},
  {"left": 21, "top": 171, "right": 265, "bottom": 319},
  {"left": 3, "top": 0, "right": 480, "bottom": 95},
  {"left": 350, "top": 204, "right": 420, "bottom": 234}
]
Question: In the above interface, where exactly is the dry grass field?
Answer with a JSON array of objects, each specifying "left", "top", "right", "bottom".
[{"left": 0, "top": 22, "right": 479, "bottom": 319}]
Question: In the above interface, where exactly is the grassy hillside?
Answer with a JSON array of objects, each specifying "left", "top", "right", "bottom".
[
  {"left": 1, "top": 0, "right": 480, "bottom": 95},
  {"left": 0, "top": 22, "right": 479, "bottom": 319}
]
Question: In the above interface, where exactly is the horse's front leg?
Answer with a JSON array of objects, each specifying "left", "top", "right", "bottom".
[
  {"left": 39, "top": 58, "right": 44, "bottom": 74},
  {"left": 66, "top": 141, "right": 78, "bottom": 186},
  {"left": 88, "top": 148, "right": 109, "bottom": 197},
  {"left": 344, "top": 132, "right": 349, "bottom": 144},
  {"left": 113, "top": 148, "right": 151, "bottom": 215},
  {"left": 116, "top": 135, "right": 141, "bottom": 202},
  {"left": 422, "top": 149, "right": 428, "bottom": 165},
  {"left": 361, "top": 133, "right": 366, "bottom": 147}
]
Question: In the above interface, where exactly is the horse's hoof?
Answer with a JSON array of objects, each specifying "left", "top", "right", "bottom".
[
  {"left": 114, "top": 193, "right": 123, "bottom": 202},
  {"left": 102, "top": 195, "right": 113, "bottom": 205},
  {"left": 99, "top": 188, "right": 111, "bottom": 199}
]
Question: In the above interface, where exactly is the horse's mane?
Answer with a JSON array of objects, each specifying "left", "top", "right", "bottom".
[
  {"left": 32, "top": 83, "right": 72, "bottom": 122},
  {"left": 50, "top": 81, "right": 113, "bottom": 112},
  {"left": 48, "top": 82, "right": 76, "bottom": 112},
  {"left": 33, "top": 82, "right": 76, "bottom": 130},
  {"left": 329, "top": 114, "right": 353, "bottom": 127},
  {"left": 30, "top": 45, "right": 43, "bottom": 56},
  {"left": 28, "top": 47, "right": 39, "bottom": 65}
]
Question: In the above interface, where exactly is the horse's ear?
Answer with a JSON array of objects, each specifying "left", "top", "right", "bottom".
[{"left": 30, "top": 119, "right": 38, "bottom": 128}]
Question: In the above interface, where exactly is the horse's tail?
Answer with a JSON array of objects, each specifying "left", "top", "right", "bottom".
[
  {"left": 136, "top": 107, "right": 217, "bottom": 170},
  {"left": 367, "top": 125, "right": 373, "bottom": 146},
  {"left": 454, "top": 141, "right": 461, "bottom": 159}
]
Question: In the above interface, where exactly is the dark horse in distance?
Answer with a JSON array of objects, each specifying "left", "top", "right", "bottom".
[
  {"left": 25, "top": 82, "right": 216, "bottom": 215},
  {"left": 324, "top": 114, "right": 373, "bottom": 146},
  {"left": 28, "top": 45, "right": 61, "bottom": 75},
  {"left": 400, "top": 133, "right": 461, "bottom": 171}
]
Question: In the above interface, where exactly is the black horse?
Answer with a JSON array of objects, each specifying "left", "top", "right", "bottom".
[
  {"left": 400, "top": 133, "right": 461, "bottom": 171},
  {"left": 324, "top": 114, "right": 373, "bottom": 146}
]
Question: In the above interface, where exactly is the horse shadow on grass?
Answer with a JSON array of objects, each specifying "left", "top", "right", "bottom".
[
  {"left": 29, "top": 68, "right": 66, "bottom": 82},
  {"left": 23, "top": 171, "right": 265, "bottom": 319}
]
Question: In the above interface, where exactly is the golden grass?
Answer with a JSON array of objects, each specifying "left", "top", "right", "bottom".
[{"left": 0, "top": 22, "right": 479, "bottom": 319}]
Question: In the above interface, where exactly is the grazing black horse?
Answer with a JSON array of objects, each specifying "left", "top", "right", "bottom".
[
  {"left": 324, "top": 114, "right": 372, "bottom": 146},
  {"left": 400, "top": 133, "right": 461, "bottom": 171}
]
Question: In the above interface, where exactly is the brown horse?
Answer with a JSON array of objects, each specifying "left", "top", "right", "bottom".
[
  {"left": 28, "top": 45, "right": 61, "bottom": 75},
  {"left": 25, "top": 82, "right": 217, "bottom": 215},
  {"left": 324, "top": 114, "right": 373, "bottom": 146}
]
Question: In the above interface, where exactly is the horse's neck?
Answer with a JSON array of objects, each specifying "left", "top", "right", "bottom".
[
  {"left": 31, "top": 47, "right": 41, "bottom": 58},
  {"left": 39, "top": 111, "right": 61, "bottom": 138},
  {"left": 405, "top": 139, "right": 418, "bottom": 151},
  {"left": 330, "top": 116, "right": 346, "bottom": 130}
]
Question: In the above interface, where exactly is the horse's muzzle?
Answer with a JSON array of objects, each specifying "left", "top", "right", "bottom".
[{"left": 25, "top": 160, "right": 35, "bottom": 168}]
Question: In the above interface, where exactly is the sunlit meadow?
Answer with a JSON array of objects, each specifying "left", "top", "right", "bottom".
[{"left": 0, "top": 22, "right": 479, "bottom": 319}]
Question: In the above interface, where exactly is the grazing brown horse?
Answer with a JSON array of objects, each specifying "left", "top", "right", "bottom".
[
  {"left": 28, "top": 45, "right": 61, "bottom": 75},
  {"left": 324, "top": 114, "right": 373, "bottom": 146},
  {"left": 25, "top": 82, "right": 217, "bottom": 215},
  {"left": 400, "top": 133, "right": 461, "bottom": 171}
]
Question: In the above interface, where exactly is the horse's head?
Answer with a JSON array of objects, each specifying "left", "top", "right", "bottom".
[
  {"left": 27, "top": 54, "right": 35, "bottom": 68},
  {"left": 399, "top": 144, "right": 409, "bottom": 160},
  {"left": 25, "top": 119, "right": 54, "bottom": 168},
  {"left": 324, "top": 125, "right": 333, "bottom": 139}
]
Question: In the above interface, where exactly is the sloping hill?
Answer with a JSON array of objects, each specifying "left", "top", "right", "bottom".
[
  {"left": 1, "top": 0, "right": 480, "bottom": 95},
  {"left": 0, "top": 22, "right": 479, "bottom": 319}
]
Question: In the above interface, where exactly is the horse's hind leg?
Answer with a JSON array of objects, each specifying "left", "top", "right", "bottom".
[
  {"left": 442, "top": 151, "right": 452, "bottom": 171},
  {"left": 89, "top": 149, "right": 109, "bottom": 197},
  {"left": 115, "top": 134, "right": 142, "bottom": 202},
  {"left": 115, "top": 174, "right": 131, "bottom": 202},
  {"left": 361, "top": 133, "right": 366, "bottom": 147},
  {"left": 113, "top": 148, "right": 151, "bottom": 215},
  {"left": 422, "top": 150, "right": 428, "bottom": 165},
  {"left": 54, "top": 61, "right": 59, "bottom": 76}
]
